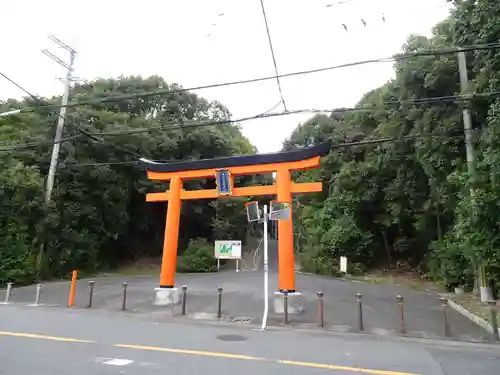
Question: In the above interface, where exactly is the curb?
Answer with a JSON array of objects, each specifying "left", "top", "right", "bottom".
[{"left": 446, "top": 298, "right": 500, "bottom": 336}]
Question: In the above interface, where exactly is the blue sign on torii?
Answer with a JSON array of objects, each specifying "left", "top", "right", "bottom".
[{"left": 215, "top": 169, "right": 232, "bottom": 195}]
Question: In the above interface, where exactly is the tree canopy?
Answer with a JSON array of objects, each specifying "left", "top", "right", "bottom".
[
  {"left": 2, "top": 0, "right": 500, "bottom": 294},
  {"left": 287, "top": 0, "right": 500, "bottom": 291},
  {"left": 0, "top": 76, "right": 258, "bottom": 284}
]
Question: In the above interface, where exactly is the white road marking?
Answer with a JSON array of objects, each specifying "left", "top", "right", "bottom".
[{"left": 102, "top": 358, "right": 134, "bottom": 366}]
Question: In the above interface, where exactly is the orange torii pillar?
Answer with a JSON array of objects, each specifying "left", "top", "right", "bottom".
[
  {"left": 160, "top": 176, "right": 182, "bottom": 288},
  {"left": 140, "top": 140, "right": 331, "bottom": 309},
  {"left": 276, "top": 169, "right": 295, "bottom": 292}
]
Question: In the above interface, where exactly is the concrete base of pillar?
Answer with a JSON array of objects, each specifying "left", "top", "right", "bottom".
[
  {"left": 273, "top": 291, "right": 304, "bottom": 315},
  {"left": 153, "top": 287, "right": 180, "bottom": 306}
]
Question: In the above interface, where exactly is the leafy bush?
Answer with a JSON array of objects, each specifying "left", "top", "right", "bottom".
[
  {"left": 178, "top": 238, "right": 217, "bottom": 273},
  {"left": 298, "top": 247, "right": 342, "bottom": 276},
  {"left": 347, "top": 262, "right": 367, "bottom": 276}
]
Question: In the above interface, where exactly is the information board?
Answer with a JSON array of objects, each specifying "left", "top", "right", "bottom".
[{"left": 214, "top": 240, "right": 242, "bottom": 259}]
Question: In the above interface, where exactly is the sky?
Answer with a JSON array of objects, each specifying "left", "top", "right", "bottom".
[{"left": 1, "top": 0, "right": 452, "bottom": 153}]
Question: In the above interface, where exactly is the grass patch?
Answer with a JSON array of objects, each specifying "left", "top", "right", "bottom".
[
  {"left": 342, "top": 270, "right": 447, "bottom": 293},
  {"left": 451, "top": 293, "right": 499, "bottom": 323},
  {"left": 99, "top": 257, "right": 162, "bottom": 277}
]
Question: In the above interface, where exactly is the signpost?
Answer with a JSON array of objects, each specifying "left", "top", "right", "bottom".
[
  {"left": 262, "top": 204, "right": 269, "bottom": 331},
  {"left": 246, "top": 201, "right": 290, "bottom": 331},
  {"left": 214, "top": 240, "right": 242, "bottom": 272}
]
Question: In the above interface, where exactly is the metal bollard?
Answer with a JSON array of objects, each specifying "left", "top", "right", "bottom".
[
  {"left": 317, "top": 291, "right": 324, "bottom": 328},
  {"left": 122, "top": 282, "right": 127, "bottom": 311},
  {"left": 35, "top": 284, "right": 43, "bottom": 305},
  {"left": 87, "top": 281, "right": 95, "bottom": 308},
  {"left": 283, "top": 290, "right": 289, "bottom": 325},
  {"left": 440, "top": 297, "right": 451, "bottom": 337},
  {"left": 181, "top": 285, "right": 188, "bottom": 315},
  {"left": 487, "top": 301, "right": 499, "bottom": 341},
  {"left": 4, "top": 282, "right": 12, "bottom": 304},
  {"left": 356, "top": 292, "right": 364, "bottom": 331},
  {"left": 217, "top": 287, "right": 223, "bottom": 319},
  {"left": 397, "top": 294, "right": 405, "bottom": 334}
]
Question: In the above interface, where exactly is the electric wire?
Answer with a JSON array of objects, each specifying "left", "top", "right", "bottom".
[
  {"left": 259, "top": 0, "right": 287, "bottom": 111},
  {"left": 2, "top": 89, "right": 497, "bottom": 151},
  {"left": 3, "top": 42, "right": 500, "bottom": 116},
  {"left": 0, "top": 72, "right": 142, "bottom": 158}
]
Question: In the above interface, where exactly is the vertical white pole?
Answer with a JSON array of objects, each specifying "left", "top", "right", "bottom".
[
  {"left": 261, "top": 204, "right": 269, "bottom": 330},
  {"left": 236, "top": 259, "right": 239, "bottom": 272},
  {"left": 217, "top": 258, "right": 220, "bottom": 272}
]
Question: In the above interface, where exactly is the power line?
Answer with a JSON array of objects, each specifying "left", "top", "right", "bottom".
[
  {"left": 0, "top": 71, "right": 142, "bottom": 158},
  {"left": 259, "top": 0, "right": 287, "bottom": 111},
  {"left": 0, "top": 135, "right": 83, "bottom": 151},
  {"left": 58, "top": 132, "right": 466, "bottom": 169},
  {"left": 6, "top": 42, "right": 500, "bottom": 116},
  {"left": 2, "top": 89, "right": 498, "bottom": 152},
  {"left": 87, "top": 90, "right": 500, "bottom": 136}
]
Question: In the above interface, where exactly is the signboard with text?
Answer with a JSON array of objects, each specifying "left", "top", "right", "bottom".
[
  {"left": 215, "top": 169, "right": 232, "bottom": 196},
  {"left": 214, "top": 240, "right": 242, "bottom": 259}
]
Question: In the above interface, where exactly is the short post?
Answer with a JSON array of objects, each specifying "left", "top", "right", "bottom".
[
  {"left": 87, "top": 281, "right": 95, "bottom": 308},
  {"left": 440, "top": 297, "right": 451, "bottom": 337},
  {"left": 356, "top": 292, "right": 364, "bottom": 332},
  {"left": 283, "top": 290, "right": 289, "bottom": 324},
  {"left": 122, "top": 282, "right": 127, "bottom": 311},
  {"left": 67, "top": 270, "right": 78, "bottom": 307},
  {"left": 397, "top": 294, "right": 405, "bottom": 334},
  {"left": 317, "top": 291, "right": 324, "bottom": 328},
  {"left": 181, "top": 285, "right": 188, "bottom": 315},
  {"left": 4, "top": 282, "right": 12, "bottom": 304},
  {"left": 488, "top": 301, "right": 499, "bottom": 341},
  {"left": 217, "top": 287, "right": 223, "bottom": 319},
  {"left": 35, "top": 284, "right": 43, "bottom": 305}
]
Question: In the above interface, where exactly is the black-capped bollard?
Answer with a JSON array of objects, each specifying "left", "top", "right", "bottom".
[
  {"left": 217, "top": 287, "right": 223, "bottom": 319},
  {"left": 181, "top": 285, "right": 188, "bottom": 315},
  {"left": 356, "top": 292, "right": 364, "bottom": 332},
  {"left": 87, "top": 281, "right": 95, "bottom": 308},
  {"left": 440, "top": 297, "right": 451, "bottom": 337},
  {"left": 317, "top": 291, "right": 324, "bottom": 328},
  {"left": 488, "top": 301, "right": 499, "bottom": 341},
  {"left": 397, "top": 294, "right": 405, "bottom": 334},
  {"left": 283, "top": 290, "right": 289, "bottom": 324},
  {"left": 122, "top": 282, "right": 127, "bottom": 311},
  {"left": 4, "top": 282, "right": 12, "bottom": 304}
]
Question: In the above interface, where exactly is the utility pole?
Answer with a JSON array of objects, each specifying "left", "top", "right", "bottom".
[
  {"left": 36, "top": 36, "right": 76, "bottom": 271},
  {"left": 457, "top": 51, "right": 474, "bottom": 168},
  {"left": 457, "top": 50, "right": 492, "bottom": 302},
  {"left": 42, "top": 35, "right": 76, "bottom": 204}
]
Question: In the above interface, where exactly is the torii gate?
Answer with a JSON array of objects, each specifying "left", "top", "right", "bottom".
[{"left": 140, "top": 140, "right": 331, "bottom": 305}]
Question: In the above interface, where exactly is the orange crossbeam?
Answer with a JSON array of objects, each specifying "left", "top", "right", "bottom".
[
  {"left": 146, "top": 182, "right": 322, "bottom": 202},
  {"left": 146, "top": 156, "right": 321, "bottom": 181}
]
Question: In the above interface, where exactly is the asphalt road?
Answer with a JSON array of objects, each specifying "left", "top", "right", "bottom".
[
  {"left": 0, "top": 241, "right": 491, "bottom": 342},
  {"left": 0, "top": 257, "right": 490, "bottom": 342},
  {"left": 0, "top": 304, "right": 499, "bottom": 375}
]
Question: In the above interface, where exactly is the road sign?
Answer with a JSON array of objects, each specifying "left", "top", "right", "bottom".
[
  {"left": 215, "top": 169, "right": 232, "bottom": 196},
  {"left": 214, "top": 240, "right": 242, "bottom": 259},
  {"left": 269, "top": 201, "right": 290, "bottom": 221},
  {"left": 245, "top": 201, "right": 261, "bottom": 222}
]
